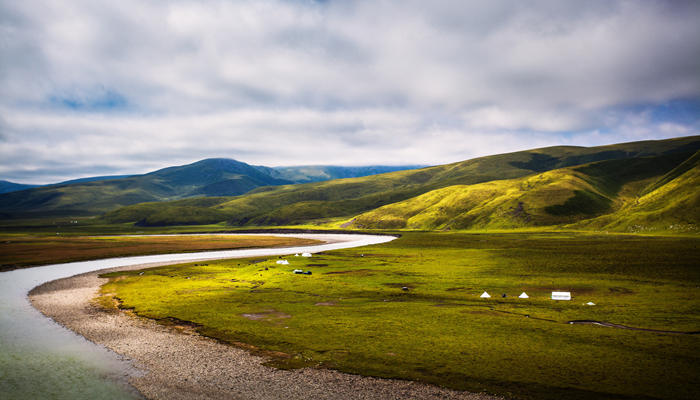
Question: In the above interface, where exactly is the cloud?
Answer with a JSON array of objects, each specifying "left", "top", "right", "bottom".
[{"left": 0, "top": 0, "right": 698, "bottom": 183}]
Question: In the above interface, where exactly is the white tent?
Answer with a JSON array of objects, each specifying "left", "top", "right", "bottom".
[
  {"left": 276, "top": 260, "right": 289, "bottom": 265},
  {"left": 480, "top": 291, "right": 491, "bottom": 298},
  {"left": 518, "top": 292, "right": 529, "bottom": 298},
  {"left": 586, "top": 301, "right": 595, "bottom": 306},
  {"left": 302, "top": 252, "right": 312, "bottom": 257}
]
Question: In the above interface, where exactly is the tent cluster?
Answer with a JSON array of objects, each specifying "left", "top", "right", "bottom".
[
  {"left": 479, "top": 291, "right": 589, "bottom": 303},
  {"left": 479, "top": 291, "right": 529, "bottom": 299},
  {"left": 271, "top": 255, "right": 314, "bottom": 274}
]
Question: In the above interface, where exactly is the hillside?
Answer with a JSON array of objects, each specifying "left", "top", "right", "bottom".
[
  {"left": 571, "top": 150, "right": 700, "bottom": 233},
  {"left": 270, "top": 165, "right": 426, "bottom": 183},
  {"left": 103, "top": 136, "right": 700, "bottom": 229},
  {"left": 349, "top": 150, "right": 697, "bottom": 231},
  {"left": 55, "top": 175, "right": 134, "bottom": 185},
  {"left": 0, "top": 180, "right": 38, "bottom": 194}
]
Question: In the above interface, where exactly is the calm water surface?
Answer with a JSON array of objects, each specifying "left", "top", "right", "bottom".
[{"left": 0, "top": 234, "right": 395, "bottom": 400}]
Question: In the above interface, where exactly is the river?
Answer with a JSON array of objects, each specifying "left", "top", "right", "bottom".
[{"left": 0, "top": 233, "right": 395, "bottom": 400}]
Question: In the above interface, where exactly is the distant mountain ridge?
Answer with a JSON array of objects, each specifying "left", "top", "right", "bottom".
[
  {"left": 56, "top": 175, "right": 135, "bottom": 185},
  {"left": 270, "top": 165, "right": 427, "bottom": 183},
  {"left": 0, "top": 159, "right": 423, "bottom": 218},
  {"left": 0, "top": 176, "right": 133, "bottom": 195},
  {"left": 0, "top": 180, "right": 38, "bottom": 194}
]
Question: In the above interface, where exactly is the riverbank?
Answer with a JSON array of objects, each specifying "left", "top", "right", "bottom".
[{"left": 29, "top": 262, "right": 498, "bottom": 400}]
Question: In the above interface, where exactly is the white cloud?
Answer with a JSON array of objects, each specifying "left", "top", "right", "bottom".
[{"left": 0, "top": 0, "right": 698, "bottom": 183}]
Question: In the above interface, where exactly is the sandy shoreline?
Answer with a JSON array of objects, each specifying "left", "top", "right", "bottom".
[{"left": 29, "top": 261, "right": 501, "bottom": 400}]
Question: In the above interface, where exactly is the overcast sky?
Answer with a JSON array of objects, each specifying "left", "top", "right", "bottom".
[{"left": 1, "top": 0, "right": 699, "bottom": 184}]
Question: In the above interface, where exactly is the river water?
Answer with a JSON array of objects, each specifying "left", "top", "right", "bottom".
[{"left": 0, "top": 233, "right": 395, "bottom": 400}]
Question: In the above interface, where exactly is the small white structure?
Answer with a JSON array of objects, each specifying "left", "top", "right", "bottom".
[
  {"left": 551, "top": 291, "right": 571, "bottom": 300},
  {"left": 480, "top": 291, "right": 491, "bottom": 298},
  {"left": 301, "top": 252, "right": 312, "bottom": 257},
  {"left": 586, "top": 301, "right": 595, "bottom": 306},
  {"left": 294, "top": 254, "right": 299, "bottom": 257},
  {"left": 518, "top": 292, "right": 529, "bottom": 299},
  {"left": 293, "top": 269, "right": 304, "bottom": 274},
  {"left": 276, "top": 260, "right": 289, "bottom": 265}
]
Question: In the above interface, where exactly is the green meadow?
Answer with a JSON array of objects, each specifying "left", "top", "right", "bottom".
[{"left": 101, "top": 231, "right": 700, "bottom": 400}]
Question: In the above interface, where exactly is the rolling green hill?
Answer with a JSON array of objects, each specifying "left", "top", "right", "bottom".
[
  {"left": 349, "top": 150, "right": 697, "bottom": 231},
  {"left": 571, "top": 150, "right": 700, "bottom": 233},
  {"left": 103, "top": 136, "right": 700, "bottom": 231}
]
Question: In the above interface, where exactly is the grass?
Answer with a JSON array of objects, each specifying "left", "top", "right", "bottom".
[
  {"left": 0, "top": 234, "right": 321, "bottom": 271},
  {"left": 101, "top": 231, "right": 700, "bottom": 400}
]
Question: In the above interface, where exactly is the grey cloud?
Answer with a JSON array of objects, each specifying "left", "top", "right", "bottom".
[
  {"left": 0, "top": 0, "right": 699, "bottom": 183},
  {"left": 4, "top": 0, "right": 698, "bottom": 112}
]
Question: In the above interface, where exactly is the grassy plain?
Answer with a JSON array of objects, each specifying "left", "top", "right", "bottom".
[
  {"left": 0, "top": 234, "right": 320, "bottom": 271},
  {"left": 101, "top": 231, "right": 700, "bottom": 400}
]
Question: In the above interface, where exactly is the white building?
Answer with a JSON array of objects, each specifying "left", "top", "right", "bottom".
[{"left": 551, "top": 291, "right": 571, "bottom": 300}]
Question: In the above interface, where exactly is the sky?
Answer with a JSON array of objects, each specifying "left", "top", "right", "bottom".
[{"left": 1, "top": 0, "right": 699, "bottom": 184}]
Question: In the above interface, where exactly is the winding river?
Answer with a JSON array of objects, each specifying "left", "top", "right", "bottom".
[{"left": 0, "top": 233, "right": 395, "bottom": 400}]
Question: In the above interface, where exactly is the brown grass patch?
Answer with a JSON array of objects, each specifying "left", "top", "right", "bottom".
[{"left": 0, "top": 235, "right": 320, "bottom": 270}]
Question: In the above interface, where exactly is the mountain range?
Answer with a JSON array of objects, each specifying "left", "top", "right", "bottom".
[
  {"left": 97, "top": 135, "right": 700, "bottom": 233},
  {"left": 0, "top": 161, "right": 422, "bottom": 218},
  {"left": 2, "top": 135, "right": 698, "bottom": 233}
]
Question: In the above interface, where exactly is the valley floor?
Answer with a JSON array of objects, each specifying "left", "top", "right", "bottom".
[
  {"left": 92, "top": 231, "right": 700, "bottom": 400},
  {"left": 30, "top": 264, "right": 499, "bottom": 400}
]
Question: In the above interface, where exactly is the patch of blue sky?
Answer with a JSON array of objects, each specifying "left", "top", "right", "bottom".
[
  {"left": 607, "top": 97, "right": 700, "bottom": 125},
  {"left": 49, "top": 88, "right": 127, "bottom": 111},
  {"left": 648, "top": 98, "right": 700, "bottom": 125}
]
